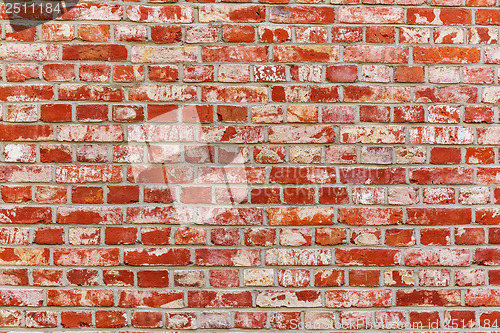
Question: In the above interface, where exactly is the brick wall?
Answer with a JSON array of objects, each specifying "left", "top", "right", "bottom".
[{"left": 0, "top": 0, "right": 498, "bottom": 330}]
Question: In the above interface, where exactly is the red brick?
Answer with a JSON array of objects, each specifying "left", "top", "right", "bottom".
[
  {"left": 105, "top": 227, "right": 137, "bottom": 245},
  {"left": 118, "top": 290, "right": 183, "bottom": 308},
  {"left": 189, "top": 290, "right": 252, "bottom": 308},
  {"left": 61, "top": 311, "right": 92, "bottom": 328},
  {"left": 245, "top": 228, "right": 276, "bottom": 246},
  {"left": 349, "top": 270, "right": 380, "bottom": 286},
  {"left": 209, "top": 269, "right": 239, "bottom": 287},
  {"left": 124, "top": 248, "right": 191, "bottom": 266},
  {"left": 235, "top": 312, "right": 267, "bottom": 329},
  {"left": 314, "top": 269, "right": 344, "bottom": 286},
  {"left": 274, "top": 45, "right": 339, "bottom": 62},
  {"left": 397, "top": 289, "right": 461, "bottom": 306},
  {"left": 78, "top": 24, "right": 110, "bottom": 41},
  {"left": 270, "top": 6, "right": 335, "bottom": 24},
  {"left": 224, "top": 25, "right": 255, "bottom": 42},
  {"left": 414, "top": 46, "right": 480, "bottom": 63},
  {"left": 137, "top": 270, "right": 169, "bottom": 287},
  {"left": 270, "top": 312, "right": 301, "bottom": 329},
  {"left": 34, "top": 227, "right": 63, "bottom": 245},
  {"left": 476, "top": 9, "right": 500, "bottom": 25},
  {"left": 339, "top": 208, "right": 403, "bottom": 226},
  {"left": 326, "top": 290, "right": 391, "bottom": 307},
  {"left": 344, "top": 46, "right": 408, "bottom": 63},
  {"left": 366, "top": 26, "right": 395, "bottom": 43},
  {"left": 127, "top": 5, "right": 193, "bottom": 23},
  {"left": 395, "top": 66, "right": 425, "bottom": 82},
  {"left": 103, "top": 270, "right": 134, "bottom": 286},
  {"left": 326, "top": 65, "right": 357, "bottom": 82},
  {"left": 196, "top": 249, "right": 260, "bottom": 266},
  {"left": 26, "top": 311, "right": 57, "bottom": 328},
  {"left": 203, "top": 46, "right": 267, "bottom": 62},
  {"left": 42, "top": 64, "right": 75, "bottom": 81},
  {"left": 96, "top": 311, "right": 126, "bottom": 328},
  {"left": 409, "top": 311, "right": 440, "bottom": 329},
  {"left": 187, "top": 26, "right": 217, "bottom": 43},
  {"left": 48, "top": 290, "right": 113, "bottom": 307},
  {"left": 107, "top": 185, "right": 139, "bottom": 204},
  {"left": 407, "top": 8, "right": 472, "bottom": 25},
  {"left": 420, "top": 228, "right": 451, "bottom": 245},
  {"left": 67, "top": 269, "right": 99, "bottom": 286},
  {"left": 332, "top": 26, "right": 363, "bottom": 42},
  {"left": 6, "top": 64, "right": 38, "bottom": 82},
  {"left": 151, "top": 25, "right": 182, "bottom": 43},
  {"left": 131, "top": 311, "right": 162, "bottom": 328},
  {"left": 40, "top": 104, "right": 72, "bottom": 122},
  {"left": 199, "top": 5, "right": 265, "bottom": 23},
  {"left": 430, "top": 147, "right": 461, "bottom": 164},
  {"left": 63, "top": 44, "right": 127, "bottom": 61},
  {"left": 409, "top": 167, "right": 474, "bottom": 184},
  {"left": 335, "top": 249, "right": 400, "bottom": 266}
]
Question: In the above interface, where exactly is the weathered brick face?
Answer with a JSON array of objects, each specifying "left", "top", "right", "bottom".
[{"left": 0, "top": 0, "right": 498, "bottom": 330}]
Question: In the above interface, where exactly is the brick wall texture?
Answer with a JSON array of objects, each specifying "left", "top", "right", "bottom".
[{"left": 0, "top": 0, "right": 500, "bottom": 331}]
